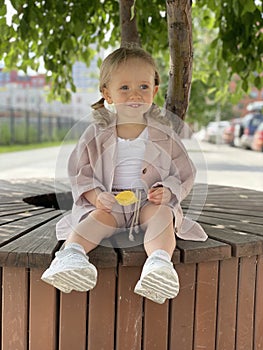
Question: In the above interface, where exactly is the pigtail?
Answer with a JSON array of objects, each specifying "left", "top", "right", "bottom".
[{"left": 91, "top": 97, "right": 105, "bottom": 110}]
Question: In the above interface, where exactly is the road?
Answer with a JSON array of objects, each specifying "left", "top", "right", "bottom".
[{"left": 0, "top": 140, "right": 262, "bottom": 191}]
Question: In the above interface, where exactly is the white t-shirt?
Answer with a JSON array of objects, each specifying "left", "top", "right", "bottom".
[{"left": 112, "top": 128, "right": 148, "bottom": 189}]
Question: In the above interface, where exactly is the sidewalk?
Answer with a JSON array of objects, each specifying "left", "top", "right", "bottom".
[{"left": 0, "top": 140, "right": 262, "bottom": 191}]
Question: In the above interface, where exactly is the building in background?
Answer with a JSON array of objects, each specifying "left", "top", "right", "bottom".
[
  {"left": 0, "top": 54, "right": 102, "bottom": 121},
  {"left": 229, "top": 80, "right": 263, "bottom": 117}
]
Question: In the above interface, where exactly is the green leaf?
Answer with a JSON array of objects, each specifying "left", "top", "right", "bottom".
[
  {"left": 241, "top": 0, "right": 256, "bottom": 15},
  {"left": 254, "top": 76, "right": 262, "bottom": 90},
  {"left": 0, "top": 3, "right": 6, "bottom": 16},
  {"left": 130, "top": 0, "right": 136, "bottom": 20},
  {"left": 242, "top": 79, "right": 248, "bottom": 92},
  {"left": 19, "top": 17, "right": 29, "bottom": 40},
  {"left": 9, "top": 0, "right": 22, "bottom": 11},
  {"left": 232, "top": 0, "right": 240, "bottom": 17}
]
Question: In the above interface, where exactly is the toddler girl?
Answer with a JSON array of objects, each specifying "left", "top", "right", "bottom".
[{"left": 41, "top": 47, "right": 207, "bottom": 304}]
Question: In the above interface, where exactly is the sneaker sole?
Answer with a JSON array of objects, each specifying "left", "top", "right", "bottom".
[
  {"left": 41, "top": 267, "right": 97, "bottom": 293},
  {"left": 134, "top": 281, "right": 166, "bottom": 304},
  {"left": 140, "top": 266, "right": 179, "bottom": 299}
]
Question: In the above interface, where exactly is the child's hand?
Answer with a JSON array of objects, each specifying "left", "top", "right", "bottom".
[
  {"left": 148, "top": 186, "right": 172, "bottom": 205},
  {"left": 96, "top": 192, "right": 116, "bottom": 212}
]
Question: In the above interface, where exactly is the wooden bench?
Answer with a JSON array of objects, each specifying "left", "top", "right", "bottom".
[{"left": 0, "top": 179, "right": 262, "bottom": 350}]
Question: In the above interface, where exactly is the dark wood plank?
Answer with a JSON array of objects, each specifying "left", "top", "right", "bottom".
[
  {"left": 0, "top": 214, "right": 63, "bottom": 268},
  {"left": 118, "top": 244, "right": 180, "bottom": 267},
  {"left": 116, "top": 265, "right": 143, "bottom": 350},
  {"left": 254, "top": 255, "right": 263, "bottom": 350},
  {"left": 59, "top": 291, "right": 87, "bottom": 350},
  {"left": 143, "top": 298, "right": 169, "bottom": 350},
  {"left": 29, "top": 268, "right": 57, "bottom": 350},
  {"left": 0, "top": 209, "right": 63, "bottom": 247},
  {"left": 201, "top": 224, "right": 263, "bottom": 257},
  {"left": 0, "top": 207, "right": 55, "bottom": 225},
  {"left": 169, "top": 263, "right": 196, "bottom": 350},
  {"left": 187, "top": 208, "right": 263, "bottom": 225},
  {"left": 89, "top": 243, "right": 118, "bottom": 268},
  {"left": 2, "top": 267, "right": 28, "bottom": 350},
  {"left": 216, "top": 258, "right": 238, "bottom": 350},
  {"left": 184, "top": 204, "right": 263, "bottom": 219},
  {"left": 113, "top": 232, "right": 180, "bottom": 266},
  {"left": 198, "top": 215, "right": 263, "bottom": 236},
  {"left": 176, "top": 238, "right": 231, "bottom": 263},
  {"left": 193, "top": 261, "right": 218, "bottom": 350},
  {"left": 88, "top": 268, "right": 116, "bottom": 350},
  {"left": 236, "top": 256, "right": 257, "bottom": 350},
  {"left": 0, "top": 202, "right": 35, "bottom": 213}
]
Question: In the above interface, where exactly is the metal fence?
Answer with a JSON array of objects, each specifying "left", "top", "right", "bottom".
[{"left": 0, "top": 108, "right": 89, "bottom": 145}]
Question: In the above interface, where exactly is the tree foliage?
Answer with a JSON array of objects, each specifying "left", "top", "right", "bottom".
[{"left": 0, "top": 0, "right": 262, "bottom": 119}]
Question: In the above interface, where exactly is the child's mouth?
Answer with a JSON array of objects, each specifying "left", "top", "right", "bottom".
[{"left": 128, "top": 103, "right": 142, "bottom": 108}]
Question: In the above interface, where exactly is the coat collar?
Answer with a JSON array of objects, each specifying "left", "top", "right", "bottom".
[{"left": 101, "top": 114, "right": 169, "bottom": 149}]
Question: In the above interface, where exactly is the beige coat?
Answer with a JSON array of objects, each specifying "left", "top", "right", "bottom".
[{"left": 56, "top": 115, "right": 207, "bottom": 242}]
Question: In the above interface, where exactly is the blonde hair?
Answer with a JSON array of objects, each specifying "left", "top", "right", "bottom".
[
  {"left": 91, "top": 47, "right": 160, "bottom": 110},
  {"left": 91, "top": 47, "right": 170, "bottom": 127}
]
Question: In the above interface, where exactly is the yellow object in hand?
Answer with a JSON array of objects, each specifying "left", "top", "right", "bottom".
[{"left": 115, "top": 190, "right": 138, "bottom": 206}]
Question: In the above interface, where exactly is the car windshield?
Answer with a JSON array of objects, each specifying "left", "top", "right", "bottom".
[{"left": 251, "top": 116, "right": 263, "bottom": 128}]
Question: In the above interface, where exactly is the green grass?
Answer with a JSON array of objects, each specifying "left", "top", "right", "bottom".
[{"left": 0, "top": 140, "right": 75, "bottom": 154}]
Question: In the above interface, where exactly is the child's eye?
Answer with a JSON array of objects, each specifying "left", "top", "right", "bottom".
[
  {"left": 140, "top": 84, "right": 149, "bottom": 90},
  {"left": 120, "top": 85, "right": 129, "bottom": 90}
]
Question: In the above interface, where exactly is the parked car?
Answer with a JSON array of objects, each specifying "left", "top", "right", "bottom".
[
  {"left": 205, "top": 121, "right": 230, "bottom": 144},
  {"left": 251, "top": 122, "right": 263, "bottom": 152},
  {"left": 222, "top": 118, "right": 242, "bottom": 146},
  {"left": 239, "top": 113, "right": 263, "bottom": 149}
]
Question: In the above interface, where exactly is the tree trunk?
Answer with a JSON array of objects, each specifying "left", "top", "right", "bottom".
[
  {"left": 165, "top": 0, "right": 193, "bottom": 127},
  {"left": 119, "top": 0, "right": 141, "bottom": 47}
]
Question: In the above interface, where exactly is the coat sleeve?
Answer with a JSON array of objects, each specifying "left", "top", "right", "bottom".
[
  {"left": 154, "top": 134, "right": 196, "bottom": 205},
  {"left": 67, "top": 126, "right": 106, "bottom": 206}
]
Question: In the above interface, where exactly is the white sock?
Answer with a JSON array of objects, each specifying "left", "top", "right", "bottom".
[
  {"left": 149, "top": 249, "right": 171, "bottom": 262},
  {"left": 64, "top": 242, "right": 86, "bottom": 255}
]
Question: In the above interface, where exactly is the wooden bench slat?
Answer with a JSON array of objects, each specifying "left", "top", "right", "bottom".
[
  {"left": 254, "top": 255, "right": 263, "bottom": 349},
  {"left": 0, "top": 202, "right": 35, "bottom": 212},
  {"left": 198, "top": 214, "right": 263, "bottom": 230},
  {"left": 236, "top": 256, "right": 257, "bottom": 350},
  {"left": 0, "top": 214, "right": 63, "bottom": 268},
  {"left": 2, "top": 267, "right": 28, "bottom": 350},
  {"left": 169, "top": 263, "right": 196, "bottom": 349},
  {"left": 193, "top": 261, "right": 219, "bottom": 350},
  {"left": 183, "top": 204, "right": 263, "bottom": 219},
  {"left": 111, "top": 231, "right": 180, "bottom": 266},
  {"left": 187, "top": 209, "right": 263, "bottom": 225},
  {"left": 0, "top": 209, "right": 63, "bottom": 247},
  {"left": 88, "top": 268, "right": 116, "bottom": 350},
  {"left": 115, "top": 265, "right": 143, "bottom": 350},
  {"left": 216, "top": 258, "right": 239, "bottom": 350},
  {"left": 0, "top": 207, "right": 56, "bottom": 225},
  {"left": 201, "top": 223, "right": 263, "bottom": 257},
  {"left": 176, "top": 238, "right": 231, "bottom": 264},
  {"left": 29, "top": 269, "right": 57, "bottom": 350},
  {"left": 143, "top": 298, "right": 170, "bottom": 349},
  {"left": 59, "top": 291, "right": 87, "bottom": 350}
]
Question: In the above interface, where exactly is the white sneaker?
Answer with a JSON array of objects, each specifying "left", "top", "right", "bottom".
[
  {"left": 134, "top": 256, "right": 179, "bottom": 304},
  {"left": 41, "top": 248, "right": 97, "bottom": 293}
]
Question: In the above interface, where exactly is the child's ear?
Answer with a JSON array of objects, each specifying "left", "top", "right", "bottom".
[
  {"left": 102, "top": 88, "right": 113, "bottom": 104},
  {"left": 153, "top": 86, "right": 159, "bottom": 97}
]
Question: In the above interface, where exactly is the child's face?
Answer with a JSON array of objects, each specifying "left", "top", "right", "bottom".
[{"left": 102, "top": 58, "right": 158, "bottom": 116}]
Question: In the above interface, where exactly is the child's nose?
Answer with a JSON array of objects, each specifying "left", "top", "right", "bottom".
[{"left": 129, "top": 89, "right": 142, "bottom": 100}]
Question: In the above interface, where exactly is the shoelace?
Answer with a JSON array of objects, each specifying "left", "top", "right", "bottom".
[{"left": 129, "top": 189, "right": 142, "bottom": 241}]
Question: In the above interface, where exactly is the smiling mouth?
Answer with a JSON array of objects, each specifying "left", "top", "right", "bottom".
[{"left": 128, "top": 103, "right": 142, "bottom": 108}]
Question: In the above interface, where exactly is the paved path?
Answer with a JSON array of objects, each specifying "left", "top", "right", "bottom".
[{"left": 0, "top": 140, "right": 262, "bottom": 191}]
